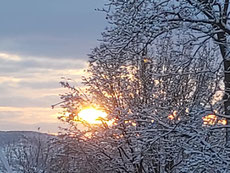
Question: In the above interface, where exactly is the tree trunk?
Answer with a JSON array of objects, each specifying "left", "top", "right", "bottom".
[
  {"left": 224, "top": 60, "right": 230, "bottom": 146},
  {"left": 217, "top": 31, "right": 230, "bottom": 145}
]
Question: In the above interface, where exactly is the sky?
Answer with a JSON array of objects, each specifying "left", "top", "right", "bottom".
[{"left": 0, "top": 0, "right": 107, "bottom": 133}]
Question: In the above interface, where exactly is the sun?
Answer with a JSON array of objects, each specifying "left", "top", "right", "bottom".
[{"left": 78, "top": 107, "right": 107, "bottom": 124}]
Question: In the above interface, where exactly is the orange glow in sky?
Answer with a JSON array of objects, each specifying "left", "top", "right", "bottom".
[{"left": 78, "top": 107, "right": 107, "bottom": 124}]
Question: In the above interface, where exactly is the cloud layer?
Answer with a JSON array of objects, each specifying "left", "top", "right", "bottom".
[
  {"left": 0, "top": 52, "right": 87, "bottom": 132},
  {"left": 0, "top": 0, "right": 106, "bottom": 133}
]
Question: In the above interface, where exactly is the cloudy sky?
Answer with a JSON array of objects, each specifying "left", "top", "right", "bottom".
[{"left": 0, "top": 0, "right": 107, "bottom": 133}]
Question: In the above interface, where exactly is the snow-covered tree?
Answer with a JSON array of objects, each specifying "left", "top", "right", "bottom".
[
  {"left": 54, "top": 0, "right": 230, "bottom": 172},
  {"left": 3, "top": 133, "right": 58, "bottom": 173},
  {"left": 57, "top": 31, "right": 229, "bottom": 172},
  {"left": 98, "top": 0, "right": 230, "bottom": 145}
]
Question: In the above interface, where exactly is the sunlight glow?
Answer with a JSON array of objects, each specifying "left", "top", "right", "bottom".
[
  {"left": 202, "top": 114, "right": 227, "bottom": 125},
  {"left": 78, "top": 107, "right": 107, "bottom": 124},
  {"left": 167, "top": 110, "right": 227, "bottom": 125},
  {"left": 203, "top": 114, "right": 217, "bottom": 125},
  {"left": 168, "top": 111, "right": 177, "bottom": 120}
]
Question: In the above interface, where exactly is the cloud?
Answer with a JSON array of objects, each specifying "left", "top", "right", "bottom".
[
  {"left": 0, "top": 121, "right": 66, "bottom": 133},
  {"left": 0, "top": 0, "right": 106, "bottom": 59},
  {"left": 0, "top": 95, "right": 60, "bottom": 108},
  {"left": 0, "top": 52, "right": 21, "bottom": 61},
  {"left": 17, "top": 81, "right": 60, "bottom": 89},
  {"left": 0, "top": 111, "right": 23, "bottom": 119},
  {"left": 0, "top": 53, "right": 87, "bottom": 73},
  {"left": 0, "top": 106, "right": 67, "bottom": 133},
  {"left": 0, "top": 0, "right": 107, "bottom": 132},
  {"left": 0, "top": 52, "right": 87, "bottom": 99},
  {"left": 0, "top": 106, "right": 61, "bottom": 122},
  {"left": 0, "top": 36, "right": 97, "bottom": 59}
]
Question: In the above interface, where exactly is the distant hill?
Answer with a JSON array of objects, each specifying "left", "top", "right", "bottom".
[{"left": 0, "top": 131, "right": 52, "bottom": 146}]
